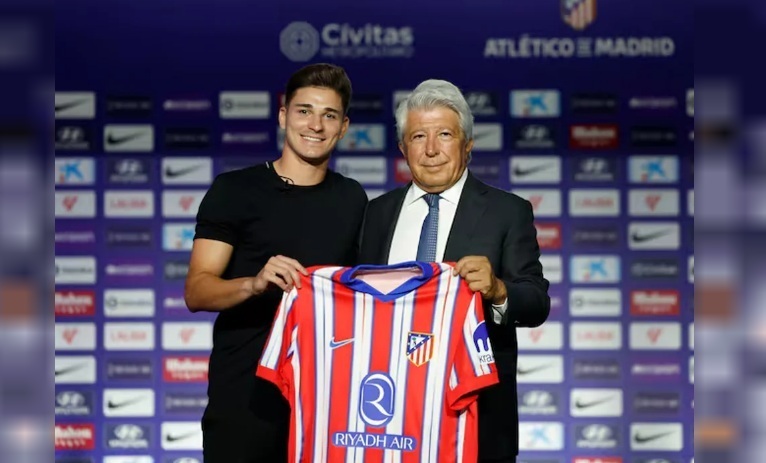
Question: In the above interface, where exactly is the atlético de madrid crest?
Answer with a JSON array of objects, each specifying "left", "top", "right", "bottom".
[
  {"left": 561, "top": 0, "right": 597, "bottom": 31},
  {"left": 406, "top": 331, "right": 434, "bottom": 367}
]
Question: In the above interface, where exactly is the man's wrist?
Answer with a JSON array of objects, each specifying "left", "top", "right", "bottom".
[{"left": 490, "top": 278, "right": 507, "bottom": 305}]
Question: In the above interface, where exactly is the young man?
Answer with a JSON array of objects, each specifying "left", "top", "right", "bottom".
[
  {"left": 184, "top": 63, "right": 368, "bottom": 463},
  {"left": 359, "top": 79, "right": 550, "bottom": 462}
]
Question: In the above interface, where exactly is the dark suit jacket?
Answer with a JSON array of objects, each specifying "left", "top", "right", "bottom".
[{"left": 358, "top": 170, "right": 550, "bottom": 459}]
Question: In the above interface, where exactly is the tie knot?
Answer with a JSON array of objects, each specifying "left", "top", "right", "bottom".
[{"left": 422, "top": 193, "right": 440, "bottom": 208}]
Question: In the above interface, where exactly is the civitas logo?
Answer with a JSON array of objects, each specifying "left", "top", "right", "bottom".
[{"left": 279, "top": 21, "right": 415, "bottom": 62}]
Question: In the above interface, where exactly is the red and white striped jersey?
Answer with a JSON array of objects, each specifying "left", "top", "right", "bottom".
[{"left": 257, "top": 261, "right": 499, "bottom": 463}]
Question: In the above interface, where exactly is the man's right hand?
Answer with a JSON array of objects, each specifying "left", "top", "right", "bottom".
[{"left": 249, "top": 255, "right": 309, "bottom": 295}]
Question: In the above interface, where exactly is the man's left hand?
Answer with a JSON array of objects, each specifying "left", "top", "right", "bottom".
[{"left": 453, "top": 255, "right": 507, "bottom": 304}]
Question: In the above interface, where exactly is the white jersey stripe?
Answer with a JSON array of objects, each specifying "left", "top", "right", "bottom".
[
  {"left": 456, "top": 408, "right": 466, "bottom": 462},
  {"left": 431, "top": 269, "right": 461, "bottom": 462},
  {"left": 384, "top": 290, "right": 415, "bottom": 463},
  {"left": 422, "top": 266, "right": 460, "bottom": 462},
  {"left": 291, "top": 330, "right": 303, "bottom": 462},
  {"left": 317, "top": 268, "right": 337, "bottom": 461},
  {"left": 346, "top": 290, "right": 372, "bottom": 463},
  {"left": 417, "top": 268, "right": 443, "bottom": 462},
  {"left": 262, "top": 288, "right": 298, "bottom": 369}
]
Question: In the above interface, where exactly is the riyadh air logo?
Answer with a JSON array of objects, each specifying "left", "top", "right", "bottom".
[
  {"left": 333, "top": 374, "right": 416, "bottom": 451},
  {"left": 406, "top": 331, "right": 434, "bottom": 366},
  {"left": 359, "top": 373, "right": 395, "bottom": 427},
  {"left": 562, "top": 0, "right": 597, "bottom": 31},
  {"left": 511, "top": 90, "right": 561, "bottom": 118}
]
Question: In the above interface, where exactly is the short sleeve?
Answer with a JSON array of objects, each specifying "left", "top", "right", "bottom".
[
  {"left": 446, "top": 291, "right": 500, "bottom": 411},
  {"left": 194, "top": 174, "right": 238, "bottom": 245},
  {"left": 256, "top": 287, "right": 299, "bottom": 399}
]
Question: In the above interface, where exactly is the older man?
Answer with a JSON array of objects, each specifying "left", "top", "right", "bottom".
[{"left": 359, "top": 79, "right": 550, "bottom": 462}]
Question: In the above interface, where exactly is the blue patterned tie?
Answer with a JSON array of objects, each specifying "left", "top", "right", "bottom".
[{"left": 416, "top": 193, "right": 440, "bottom": 262}]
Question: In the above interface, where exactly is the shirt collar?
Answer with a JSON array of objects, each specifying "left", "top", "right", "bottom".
[{"left": 404, "top": 167, "right": 469, "bottom": 206}]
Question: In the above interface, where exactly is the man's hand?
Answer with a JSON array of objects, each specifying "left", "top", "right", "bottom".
[
  {"left": 249, "top": 255, "right": 308, "bottom": 295},
  {"left": 453, "top": 255, "right": 507, "bottom": 304}
]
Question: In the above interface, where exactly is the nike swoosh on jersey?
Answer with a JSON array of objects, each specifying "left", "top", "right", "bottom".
[
  {"left": 329, "top": 337, "right": 354, "bottom": 349},
  {"left": 106, "top": 132, "right": 147, "bottom": 145},
  {"left": 631, "top": 229, "right": 672, "bottom": 242},
  {"left": 164, "top": 165, "right": 202, "bottom": 178}
]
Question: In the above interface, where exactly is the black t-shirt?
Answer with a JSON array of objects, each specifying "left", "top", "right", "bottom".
[{"left": 193, "top": 162, "right": 367, "bottom": 418}]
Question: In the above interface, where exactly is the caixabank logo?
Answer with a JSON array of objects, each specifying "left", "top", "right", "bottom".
[{"left": 280, "top": 21, "right": 415, "bottom": 62}]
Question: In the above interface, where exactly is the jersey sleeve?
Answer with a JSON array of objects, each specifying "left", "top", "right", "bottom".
[
  {"left": 194, "top": 174, "right": 239, "bottom": 245},
  {"left": 446, "top": 291, "right": 500, "bottom": 411},
  {"left": 256, "top": 287, "right": 299, "bottom": 400}
]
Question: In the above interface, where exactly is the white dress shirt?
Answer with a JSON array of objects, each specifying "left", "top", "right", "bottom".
[{"left": 388, "top": 168, "right": 508, "bottom": 324}]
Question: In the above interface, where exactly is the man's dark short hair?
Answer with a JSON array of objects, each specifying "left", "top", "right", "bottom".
[{"left": 284, "top": 63, "right": 352, "bottom": 116}]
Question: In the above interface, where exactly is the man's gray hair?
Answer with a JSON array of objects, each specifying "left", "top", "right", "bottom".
[{"left": 395, "top": 79, "right": 474, "bottom": 144}]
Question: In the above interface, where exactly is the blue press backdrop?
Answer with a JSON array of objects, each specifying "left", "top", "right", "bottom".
[{"left": 54, "top": 1, "right": 693, "bottom": 462}]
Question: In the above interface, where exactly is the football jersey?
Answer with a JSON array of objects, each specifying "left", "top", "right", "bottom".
[{"left": 256, "top": 261, "right": 499, "bottom": 463}]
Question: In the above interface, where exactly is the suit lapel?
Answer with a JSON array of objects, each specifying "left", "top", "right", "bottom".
[{"left": 444, "top": 171, "right": 488, "bottom": 261}]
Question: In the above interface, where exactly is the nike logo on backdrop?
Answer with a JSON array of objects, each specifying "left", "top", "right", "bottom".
[
  {"left": 55, "top": 364, "right": 84, "bottom": 376},
  {"left": 513, "top": 164, "right": 552, "bottom": 177},
  {"left": 329, "top": 337, "right": 354, "bottom": 349},
  {"left": 165, "top": 431, "right": 199, "bottom": 442},
  {"left": 633, "top": 431, "right": 674, "bottom": 443},
  {"left": 517, "top": 364, "right": 551, "bottom": 375},
  {"left": 107, "top": 396, "right": 146, "bottom": 409},
  {"left": 631, "top": 229, "right": 672, "bottom": 243},
  {"left": 574, "top": 395, "right": 614, "bottom": 409},
  {"left": 164, "top": 165, "right": 202, "bottom": 178},
  {"left": 55, "top": 99, "right": 87, "bottom": 113},
  {"left": 106, "top": 132, "right": 147, "bottom": 145}
]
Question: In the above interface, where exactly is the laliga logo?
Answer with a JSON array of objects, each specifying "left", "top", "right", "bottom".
[{"left": 359, "top": 372, "right": 395, "bottom": 427}]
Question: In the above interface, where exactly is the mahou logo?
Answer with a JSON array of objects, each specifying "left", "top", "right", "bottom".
[
  {"left": 630, "top": 290, "right": 680, "bottom": 316},
  {"left": 55, "top": 290, "right": 96, "bottom": 316},
  {"left": 535, "top": 223, "right": 562, "bottom": 249},
  {"left": 569, "top": 124, "right": 619, "bottom": 149},
  {"left": 163, "top": 356, "right": 209, "bottom": 382},
  {"left": 54, "top": 423, "right": 95, "bottom": 450}
]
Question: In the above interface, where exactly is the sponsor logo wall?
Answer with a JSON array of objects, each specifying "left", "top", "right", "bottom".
[{"left": 56, "top": 1, "right": 692, "bottom": 462}]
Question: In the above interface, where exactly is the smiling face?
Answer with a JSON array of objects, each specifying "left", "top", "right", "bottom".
[
  {"left": 399, "top": 106, "right": 473, "bottom": 193},
  {"left": 279, "top": 86, "right": 349, "bottom": 164}
]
